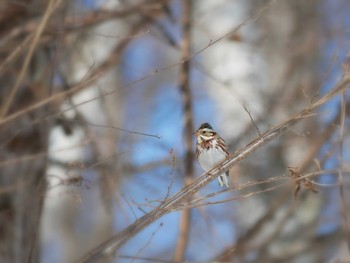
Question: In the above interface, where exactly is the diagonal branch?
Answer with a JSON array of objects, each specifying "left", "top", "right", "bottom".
[
  {"left": 0, "top": 0, "right": 274, "bottom": 129},
  {"left": 0, "top": 0, "right": 62, "bottom": 118},
  {"left": 212, "top": 102, "right": 346, "bottom": 262},
  {"left": 76, "top": 76, "right": 350, "bottom": 263}
]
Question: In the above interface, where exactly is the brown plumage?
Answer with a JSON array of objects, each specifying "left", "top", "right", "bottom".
[{"left": 195, "top": 123, "right": 230, "bottom": 187}]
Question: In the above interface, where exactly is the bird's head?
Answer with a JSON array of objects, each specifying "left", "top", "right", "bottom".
[{"left": 195, "top": 123, "right": 216, "bottom": 142}]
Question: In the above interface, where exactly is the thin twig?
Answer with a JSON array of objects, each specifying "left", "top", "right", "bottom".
[
  {"left": 57, "top": 117, "right": 161, "bottom": 139},
  {"left": 211, "top": 95, "right": 349, "bottom": 262},
  {"left": 131, "top": 168, "right": 350, "bottom": 210},
  {"left": 243, "top": 104, "right": 261, "bottom": 137},
  {"left": 163, "top": 149, "right": 176, "bottom": 202},
  {"left": 130, "top": 223, "right": 163, "bottom": 263},
  {"left": 0, "top": 20, "right": 146, "bottom": 129},
  {"left": 0, "top": 34, "right": 33, "bottom": 75},
  {"left": 75, "top": 69, "right": 349, "bottom": 263},
  {"left": 1, "top": 0, "right": 62, "bottom": 118},
  {"left": 0, "top": 0, "right": 276, "bottom": 131},
  {"left": 117, "top": 254, "right": 176, "bottom": 263},
  {"left": 121, "top": 193, "right": 137, "bottom": 222},
  {"left": 87, "top": 151, "right": 130, "bottom": 170},
  {"left": 176, "top": 182, "right": 286, "bottom": 210}
]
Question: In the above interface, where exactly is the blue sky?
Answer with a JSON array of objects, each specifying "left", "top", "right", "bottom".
[{"left": 42, "top": 1, "right": 350, "bottom": 262}]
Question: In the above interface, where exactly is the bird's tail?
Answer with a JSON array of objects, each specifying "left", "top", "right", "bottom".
[{"left": 218, "top": 171, "right": 230, "bottom": 187}]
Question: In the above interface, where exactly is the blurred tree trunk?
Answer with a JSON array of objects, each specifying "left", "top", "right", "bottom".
[
  {"left": 195, "top": 0, "right": 322, "bottom": 262},
  {"left": 0, "top": 1, "right": 53, "bottom": 262}
]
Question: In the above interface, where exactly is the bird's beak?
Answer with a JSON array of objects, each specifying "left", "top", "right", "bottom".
[{"left": 193, "top": 130, "right": 198, "bottom": 135}]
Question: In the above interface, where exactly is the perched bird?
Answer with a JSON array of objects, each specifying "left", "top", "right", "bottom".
[{"left": 195, "top": 123, "right": 230, "bottom": 187}]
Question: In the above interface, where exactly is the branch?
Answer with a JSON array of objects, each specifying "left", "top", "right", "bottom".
[
  {"left": 0, "top": 0, "right": 275, "bottom": 130},
  {"left": 0, "top": 20, "right": 146, "bottom": 129},
  {"left": 207, "top": 80, "right": 350, "bottom": 262},
  {"left": 0, "top": 0, "right": 62, "bottom": 118},
  {"left": 76, "top": 76, "right": 350, "bottom": 263}
]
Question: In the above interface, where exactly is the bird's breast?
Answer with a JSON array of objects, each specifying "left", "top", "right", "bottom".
[{"left": 198, "top": 145, "right": 227, "bottom": 172}]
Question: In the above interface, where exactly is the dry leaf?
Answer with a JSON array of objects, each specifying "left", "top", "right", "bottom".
[{"left": 288, "top": 167, "right": 318, "bottom": 199}]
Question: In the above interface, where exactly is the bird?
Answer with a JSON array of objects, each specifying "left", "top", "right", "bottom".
[{"left": 195, "top": 122, "right": 230, "bottom": 187}]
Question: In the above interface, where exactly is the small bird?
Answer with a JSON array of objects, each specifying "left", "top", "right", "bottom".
[{"left": 195, "top": 123, "right": 230, "bottom": 187}]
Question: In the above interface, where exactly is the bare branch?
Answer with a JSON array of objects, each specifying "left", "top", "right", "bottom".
[
  {"left": 1, "top": 0, "right": 62, "bottom": 118},
  {"left": 57, "top": 117, "right": 161, "bottom": 139},
  {"left": 76, "top": 69, "right": 350, "bottom": 263},
  {"left": 243, "top": 104, "right": 261, "bottom": 137}
]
